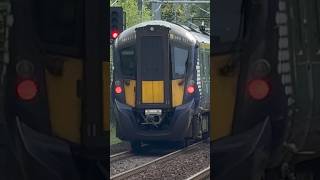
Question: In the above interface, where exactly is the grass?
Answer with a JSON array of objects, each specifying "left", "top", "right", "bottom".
[{"left": 110, "top": 123, "right": 122, "bottom": 145}]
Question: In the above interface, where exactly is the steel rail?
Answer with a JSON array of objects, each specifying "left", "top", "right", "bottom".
[
  {"left": 185, "top": 166, "right": 210, "bottom": 180},
  {"left": 110, "top": 150, "right": 133, "bottom": 162}
]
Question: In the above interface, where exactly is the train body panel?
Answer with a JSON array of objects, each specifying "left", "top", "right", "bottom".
[
  {"left": 211, "top": 55, "right": 239, "bottom": 140},
  {"left": 46, "top": 56, "right": 82, "bottom": 143},
  {"left": 103, "top": 61, "right": 110, "bottom": 131},
  {"left": 172, "top": 79, "right": 185, "bottom": 107},
  {"left": 124, "top": 79, "right": 136, "bottom": 107},
  {"left": 113, "top": 99, "right": 194, "bottom": 141}
]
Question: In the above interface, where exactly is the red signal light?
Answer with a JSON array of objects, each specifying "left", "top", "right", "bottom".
[
  {"left": 115, "top": 86, "right": 122, "bottom": 94},
  {"left": 17, "top": 80, "right": 38, "bottom": 101},
  {"left": 248, "top": 79, "right": 270, "bottom": 100},
  {"left": 187, "top": 85, "right": 195, "bottom": 94},
  {"left": 111, "top": 31, "right": 119, "bottom": 39}
]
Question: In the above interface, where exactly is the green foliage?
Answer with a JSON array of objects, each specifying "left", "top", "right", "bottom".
[
  {"left": 110, "top": 0, "right": 152, "bottom": 28},
  {"left": 110, "top": 124, "right": 122, "bottom": 145},
  {"left": 161, "top": 3, "right": 187, "bottom": 24},
  {"left": 110, "top": 0, "right": 210, "bottom": 32},
  {"left": 110, "top": 0, "right": 209, "bottom": 28}
]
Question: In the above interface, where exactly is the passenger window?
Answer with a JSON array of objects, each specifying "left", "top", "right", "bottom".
[
  {"left": 120, "top": 47, "right": 136, "bottom": 78},
  {"left": 171, "top": 46, "right": 188, "bottom": 79}
]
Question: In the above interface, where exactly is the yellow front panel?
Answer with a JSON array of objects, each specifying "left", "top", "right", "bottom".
[
  {"left": 142, "top": 81, "right": 154, "bottom": 103},
  {"left": 142, "top": 81, "right": 164, "bottom": 103},
  {"left": 172, "top": 79, "right": 184, "bottom": 107},
  {"left": 152, "top": 81, "right": 164, "bottom": 103},
  {"left": 102, "top": 61, "right": 110, "bottom": 131},
  {"left": 211, "top": 55, "right": 239, "bottom": 140},
  {"left": 124, "top": 80, "right": 136, "bottom": 107},
  {"left": 46, "top": 58, "right": 82, "bottom": 143}
]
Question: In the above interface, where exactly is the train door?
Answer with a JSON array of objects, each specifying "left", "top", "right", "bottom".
[
  {"left": 135, "top": 25, "right": 171, "bottom": 109},
  {"left": 287, "top": 0, "right": 320, "bottom": 155}
]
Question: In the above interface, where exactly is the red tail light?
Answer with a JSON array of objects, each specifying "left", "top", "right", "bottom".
[
  {"left": 248, "top": 79, "right": 270, "bottom": 100},
  {"left": 115, "top": 86, "right": 122, "bottom": 94},
  {"left": 17, "top": 80, "right": 38, "bottom": 101},
  {"left": 187, "top": 85, "right": 195, "bottom": 94},
  {"left": 111, "top": 31, "right": 119, "bottom": 39}
]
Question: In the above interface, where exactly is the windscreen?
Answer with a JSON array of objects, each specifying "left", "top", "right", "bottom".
[{"left": 120, "top": 47, "right": 136, "bottom": 78}]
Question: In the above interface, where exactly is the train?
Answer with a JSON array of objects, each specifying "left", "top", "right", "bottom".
[
  {"left": 1, "top": 0, "right": 109, "bottom": 179},
  {"left": 211, "top": 0, "right": 320, "bottom": 179},
  {"left": 111, "top": 20, "right": 210, "bottom": 151}
]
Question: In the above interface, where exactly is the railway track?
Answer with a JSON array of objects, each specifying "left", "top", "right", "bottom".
[
  {"left": 110, "top": 141, "right": 207, "bottom": 180},
  {"left": 110, "top": 146, "right": 162, "bottom": 177},
  {"left": 185, "top": 167, "right": 210, "bottom": 180},
  {"left": 110, "top": 150, "right": 132, "bottom": 162}
]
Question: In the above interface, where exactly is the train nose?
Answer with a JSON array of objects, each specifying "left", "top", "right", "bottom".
[{"left": 113, "top": 99, "right": 195, "bottom": 141}]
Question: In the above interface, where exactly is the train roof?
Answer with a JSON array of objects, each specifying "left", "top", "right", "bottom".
[
  {"left": 191, "top": 32, "right": 210, "bottom": 44},
  {"left": 115, "top": 20, "right": 209, "bottom": 47}
]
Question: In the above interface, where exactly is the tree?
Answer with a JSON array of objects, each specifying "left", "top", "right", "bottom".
[
  {"left": 160, "top": 3, "right": 209, "bottom": 28},
  {"left": 110, "top": 0, "right": 152, "bottom": 28},
  {"left": 161, "top": 3, "right": 188, "bottom": 23}
]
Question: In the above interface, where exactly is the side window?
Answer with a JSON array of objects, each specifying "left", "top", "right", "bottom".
[
  {"left": 120, "top": 47, "right": 136, "bottom": 79},
  {"left": 171, "top": 46, "right": 189, "bottom": 79}
]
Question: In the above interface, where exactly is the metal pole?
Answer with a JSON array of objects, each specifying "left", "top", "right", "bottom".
[
  {"left": 141, "top": 0, "right": 143, "bottom": 22},
  {"left": 151, "top": 2, "right": 162, "bottom": 20},
  {"left": 195, "top": 5, "right": 210, "bottom": 14},
  {"left": 174, "top": 4, "right": 177, "bottom": 23},
  {"left": 111, "top": 0, "right": 119, "bottom": 6}
]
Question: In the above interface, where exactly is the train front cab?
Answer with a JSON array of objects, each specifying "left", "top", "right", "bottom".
[
  {"left": 112, "top": 23, "right": 206, "bottom": 147},
  {"left": 4, "top": 0, "right": 109, "bottom": 179},
  {"left": 211, "top": 0, "right": 320, "bottom": 179}
]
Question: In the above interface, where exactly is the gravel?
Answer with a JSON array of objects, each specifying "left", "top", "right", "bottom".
[
  {"left": 127, "top": 142, "right": 210, "bottom": 180},
  {"left": 110, "top": 154, "right": 160, "bottom": 177},
  {"left": 110, "top": 141, "right": 131, "bottom": 155},
  {"left": 110, "top": 142, "right": 185, "bottom": 177}
]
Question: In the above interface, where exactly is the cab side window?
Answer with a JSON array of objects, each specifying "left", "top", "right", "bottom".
[
  {"left": 171, "top": 46, "right": 188, "bottom": 79},
  {"left": 120, "top": 47, "right": 136, "bottom": 79}
]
